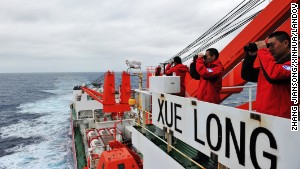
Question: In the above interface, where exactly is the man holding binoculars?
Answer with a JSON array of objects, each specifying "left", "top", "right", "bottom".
[
  {"left": 241, "top": 31, "right": 295, "bottom": 118},
  {"left": 196, "top": 48, "right": 224, "bottom": 104}
]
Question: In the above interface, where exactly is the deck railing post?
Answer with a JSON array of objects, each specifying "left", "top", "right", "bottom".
[
  {"left": 165, "top": 129, "right": 172, "bottom": 153},
  {"left": 249, "top": 87, "right": 252, "bottom": 111}
]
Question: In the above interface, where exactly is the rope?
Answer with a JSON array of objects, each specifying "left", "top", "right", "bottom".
[
  {"left": 165, "top": 0, "right": 266, "bottom": 63},
  {"left": 172, "top": 0, "right": 248, "bottom": 58},
  {"left": 182, "top": 10, "right": 261, "bottom": 62}
]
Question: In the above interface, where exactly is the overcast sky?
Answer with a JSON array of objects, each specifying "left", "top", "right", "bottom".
[{"left": 0, "top": 0, "right": 267, "bottom": 73}]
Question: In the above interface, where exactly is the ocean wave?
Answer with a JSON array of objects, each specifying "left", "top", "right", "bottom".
[{"left": 0, "top": 92, "right": 74, "bottom": 169}]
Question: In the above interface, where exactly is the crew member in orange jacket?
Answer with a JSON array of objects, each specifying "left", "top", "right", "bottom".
[
  {"left": 196, "top": 48, "right": 224, "bottom": 104},
  {"left": 166, "top": 56, "right": 189, "bottom": 97},
  {"left": 241, "top": 31, "right": 297, "bottom": 118}
]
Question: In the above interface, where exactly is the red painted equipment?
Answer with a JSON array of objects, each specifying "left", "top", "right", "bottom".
[
  {"left": 119, "top": 71, "right": 131, "bottom": 104},
  {"left": 102, "top": 71, "right": 116, "bottom": 105},
  {"left": 145, "top": 111, "right": 152, "bottom": 124},
  {"left": 96, "top": 141, "right": 142, "bottom": 169},
  {"left": 81, "top": 71, "right": 131, "bottom": 113},
  {"left": 96, "top": 148, "right": 140, "bottom": 169},
  {"left": 110, "top": 141, "right": 143, "bottom": 169},
  {"left": 146, "top": 66, "right": 156, "bottom": 89}
]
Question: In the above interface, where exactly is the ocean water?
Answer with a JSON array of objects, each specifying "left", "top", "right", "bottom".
[
  {"left": 0, "top": 72, "right": 253, "bottom": 169},
  {"left": 0, "top": 72, "right": 143, "bottom": 169}
]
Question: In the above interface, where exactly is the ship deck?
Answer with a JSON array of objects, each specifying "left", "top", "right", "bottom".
[
  {"left": 72, "top": 107, "right": 87, "bottom": 169},
  {"left": 134, "top": 124, "right": 217, "bottom": 169}
]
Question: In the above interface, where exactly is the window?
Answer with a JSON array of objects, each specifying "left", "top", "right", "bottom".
[
  {"left": 78, "top": 110, "right": 93, "bottom": 119},
  {"left": 118, "top": 163, "right": 125, "bottom": 169},
  {"left": 94, "top": 109, "right": 104, "bottom": 118}
]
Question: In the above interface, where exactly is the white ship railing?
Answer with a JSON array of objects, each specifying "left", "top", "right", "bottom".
[
  {"left": 134, "top": 85, "right": 258, "bottom": 168},
  {"left": 222, "top": 85, "right": 257, "bottom": 111}
]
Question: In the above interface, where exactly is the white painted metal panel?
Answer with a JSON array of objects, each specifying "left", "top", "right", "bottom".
[
  {"left": 74, "top": 92, "right": 103, "bottom": 112},
  {"left": 126, "top": 126, "right": 184, "bottom": 169},
  {"left": 149, "top": 76, "right": 180, "bottom": 93},
  {"left": 75, "top": 101, "right": 103, "bottom": 113},
  {"left": 141, "top": 92, "right": 151, "bottom": 112},
  {"left": 152, "top": 92, "right": 300, "bottom": 169}
]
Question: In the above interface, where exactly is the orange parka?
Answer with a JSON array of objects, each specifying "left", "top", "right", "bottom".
[{"left": 196, "top": 58, "right": 224, "bottom": 104}]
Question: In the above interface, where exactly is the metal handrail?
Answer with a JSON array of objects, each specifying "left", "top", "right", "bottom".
[
  {"left": 135, "top": 123, "right": 205, "bottom": 169},
  {"left": 222, "top": 85, "right": 257, "bottom": 89},
  {"left": 222, "top": 85, "right": 257, "bottom": 111}
]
